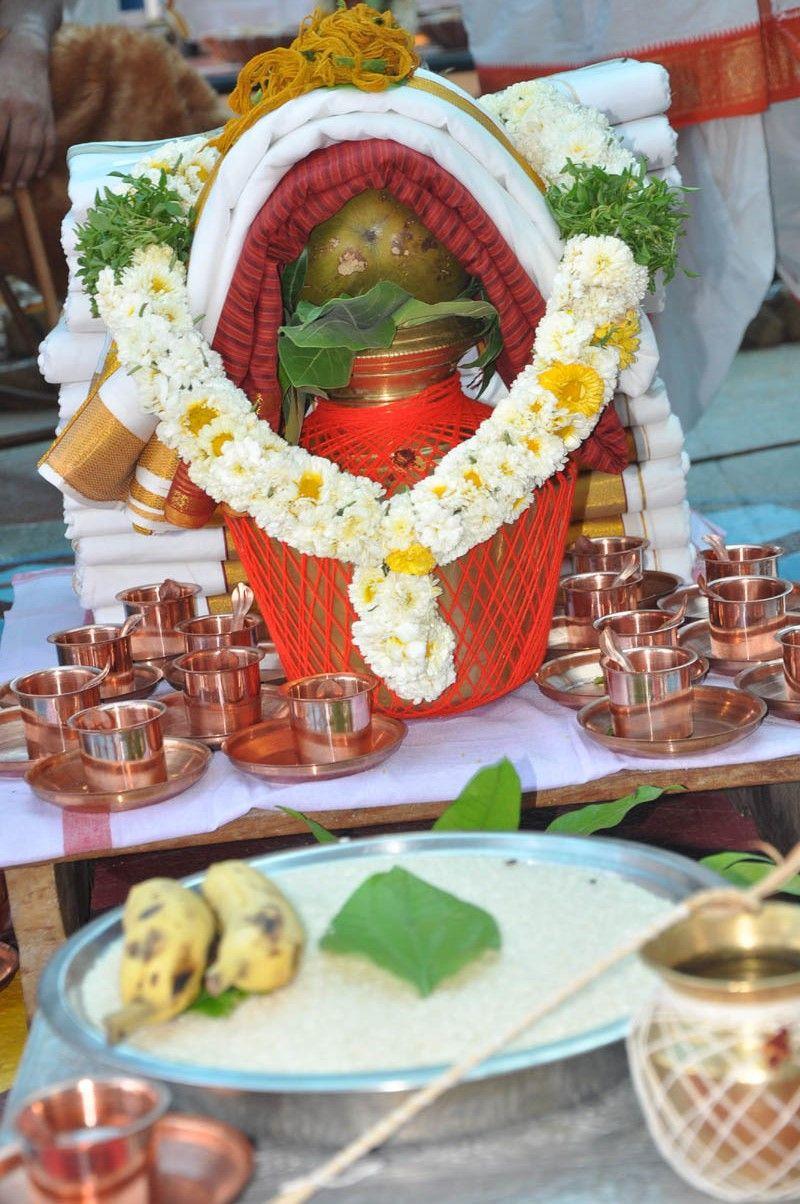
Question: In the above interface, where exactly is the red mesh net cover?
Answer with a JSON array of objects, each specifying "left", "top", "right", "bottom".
[{"left": 213, "top": 139, "right": 623, "bottom": 716}]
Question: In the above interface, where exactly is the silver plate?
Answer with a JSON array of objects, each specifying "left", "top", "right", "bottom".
[{"left": 39, "top": 832, "right": 720, "bottom": 1146}]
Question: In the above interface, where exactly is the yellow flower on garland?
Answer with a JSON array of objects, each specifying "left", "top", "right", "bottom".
[
  {"left": 538, "top": 362, "right": 604, "bottom": 417},
  {"left": 210, "top": 432, "right": 233, "bottom": 456},
  {"left": 181, "top": 400, "right": 218, "bottom": 436},
  {"left": 592, "top": 309, "right": 640, "bottom": 370},
  {"left": 386, "top": 543, "right": 436, "bottom": 575},
  {"left": 297, "top": 470, "right": 324, "bottom": 500}
]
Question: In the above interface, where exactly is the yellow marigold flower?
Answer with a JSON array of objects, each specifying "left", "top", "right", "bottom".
[
  {"left": 386, "top": 543, "right": 436, "bottom": 575},
  {"left": 181, "top": 401, "right": 218, "bottom": 436},
  {"left": 538, "top": 362, "right": 604, "bottom": 417},
  {"left": 297, "top": 470, "right": 323, "bottom": 501},
  {"left": 593, "top": 309, "right": 640, "bottom": 369},
  {"left": 210, "top": 432, "right": 233, "bottom": 456}
]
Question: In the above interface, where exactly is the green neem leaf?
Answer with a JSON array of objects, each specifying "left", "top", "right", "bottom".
[
  {"left": 699, "top": 852, "right": 800, "bottom": 897},
  {"left": 320, "top": 866, "right": 501, "bottom": 995},
  {"left": 187, "top": 986, "right": 247, "bottom": 1018},
  {"left": 276, "top": 805, "right": 338, "bottom": 844},
  {"left": 279, "top": 281, "right": 411, "bottom": 351},
  {"left": 433, "top": 758, "right": 521, "bottom": 832},
  {"left": 546, "top": 784, "right": 685, "bottom": 836},
  {"left": 278, "top": 339, "right": 355, "bottom": 390}
]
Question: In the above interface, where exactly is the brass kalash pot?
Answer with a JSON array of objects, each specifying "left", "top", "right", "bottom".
[
  {"left": 252, "top": 190, "right": 573, "bottom": 718},
  {"left": 628, "top": 902, "right": 800, "bottom": 1201}
]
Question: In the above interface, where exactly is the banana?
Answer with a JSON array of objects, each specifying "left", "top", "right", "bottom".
[
  {"left": 201, "top": 860, "right": 304, "bottom": 996},
  {"left": 104, "top": 877, "right": 215, "bottom": 1044}
]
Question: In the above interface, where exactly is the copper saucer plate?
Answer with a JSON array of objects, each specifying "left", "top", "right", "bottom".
[
  {"left": 24, "top": 737, "right": 211, "bottom": 813},
  {"left": 99, "top": 662, "right": 163, "bottom": 702},
  {"left": 577, "top": 684, "right": 766, "bottom": 758},
  {"left": 224, "top": 713, "right": 408, "bottom": 783},
  {"left": 534, "top": 650, "right": 605, "bottom": 710},
  {"left": 0, "top": 1113, "right": 252, "bottom": 1204},
  {"left": 163, "top": 641, "right": 284, "bottom": 690},
  {"left": 677, "top": 619, "right": 773, "bottom": 677},
  {"left": 734, "top": 660, "right": 800, "bottom": 721},
  {"left": 161, "top": 686, "right": 287, "bottom": 749},
  {"left": 0, "top": 708, "right": 36, "bottom": 778},
  {"left": 0, "top": 942, "right": 18, "bottom": 993}
]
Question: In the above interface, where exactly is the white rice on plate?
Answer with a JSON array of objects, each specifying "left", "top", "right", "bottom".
[{"left": 82, "top": 853, "right": 669, "bottom": 1074}]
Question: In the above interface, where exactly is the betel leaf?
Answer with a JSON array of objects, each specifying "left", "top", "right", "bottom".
[
  {"left": 700, "top": 852, "right": 800, "bottom": 897},
  {"left": 279, "top": 281, "right": 410, "bottom": 351},
  {"left": 545, "top": 784, "right": 685, "bottom": 836},
  {"left": 433, "top": 757, "right": 521, "bottom": 832},
  {"left": 320, "top": 866, "right": 501, "bottom": 996},
  {"left": 187, "top": 986, "right": 247, "bottom": 1018},
  {"left": 277, "top": 805, "right": 338, "bottom": 844},
  {"left": 393, "top": 296, "right": 498, "bottom": 329},
  {"left": 278, "top": 339, "right": 355, "bottom": 390}
]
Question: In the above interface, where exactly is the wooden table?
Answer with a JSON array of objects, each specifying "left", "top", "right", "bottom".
[{"left": 6, "top": 754, "right": 800, "bottom": 1018}]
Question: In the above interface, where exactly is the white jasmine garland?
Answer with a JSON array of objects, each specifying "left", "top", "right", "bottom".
[{"left": 88, "top": 90, "right": 653, "bottom": 703}]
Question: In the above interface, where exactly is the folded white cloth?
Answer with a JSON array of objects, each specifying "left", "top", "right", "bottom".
[
  {"left": 63, "top": 290, "right": 103, "bottom": 334},
  {"left": 65, "top": 504, "right": 130, "bottom": 539},
  {"left": 38, "top": 322, "right": 106, "bottom": 384},
  {"left": 75, "top": 526, "right": 227, "bottom": 566},
  {"left": 614, "top": 377, "right": 671, "bottom": 427},
  {"left": 74, "top": 561, "right": 227, "bottom": 609},
  {"left": 629, "top": 411, "right": 685, "bottom": 463},
  {"left": 645, "top": 546, "right": 693, "bottom": 580},
  {"left": 620, "top": 500, "right": 691, "bottom": 549},
  {"left": 58, "top": 381, "right": 89, "bottom": 422},
  {"left": 616, "top": 454, "right": 689, "bottom": 513},
  {"left": 547, "top": 59, "right": 671, "bottom": 127},
  {"left": 613, "top": 115, "right": 677, "bottom": 172}
]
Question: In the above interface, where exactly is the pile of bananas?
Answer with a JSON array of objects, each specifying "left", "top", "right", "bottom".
[{"left": 105, "top": 861, "right": 304, "bottom": 1043}]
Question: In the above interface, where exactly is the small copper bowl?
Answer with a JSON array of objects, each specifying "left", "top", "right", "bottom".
[
  {"left": 602, "top": 645, "right": 698, "bottom": 741},
  {"left": 176, "top": 612, "right": 261, "bottom": 653},
  {"left": 11, "top": 665, "right": 108, "bottom": 759},
  {"left": 594, "top": 608, "right": 683, "bottom": 650},
  {"left": 13, "top": 1076, "right": 169, "bottom": 1198},
  {"left": 174, "top": 646, "right": 262, "bottom": 737},
  {"left": 699, "top": 542, "right": 782, "bottom": 581},
  {"left": 116, "top": 582, "right": 201, "bottom": 659},
  {"left": 571, "top": 536, "right": 649, "bottom": 576},
  {"left": 283, "top": 672, "right": 377, "bottom": 764},
  {"left": 776, "top": 625, "right": 800, "bottom": 693},
  {"left": 48, "top": 623, "right": 135, "bottom": 692},
  {"left": 69, "top": 700, "right": 167, "bottom": 792},
  {"left": 706, "top": 575, "right": 793, "bottom": 661},
  {"left": 561, "top": 571, "right": 643, "bottom": 648}
]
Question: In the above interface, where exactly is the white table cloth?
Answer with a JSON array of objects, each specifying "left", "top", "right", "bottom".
[{"left": 2, "top": 568, "right": 799, "bottom": 871}]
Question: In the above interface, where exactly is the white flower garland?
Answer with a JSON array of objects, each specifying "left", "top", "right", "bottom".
[{"left": 92, "top": 86, "right": 649, "bottom": 703}]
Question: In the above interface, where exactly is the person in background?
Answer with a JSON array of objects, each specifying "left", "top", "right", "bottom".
[
  {"left": 0, "top": 1, "right": 62, "bottom": 190},
  {"left": 459, "top": 0, "right": 800, "bottom": 431}
]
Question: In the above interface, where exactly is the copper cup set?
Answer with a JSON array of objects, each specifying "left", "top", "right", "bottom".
[{"left": 562, "top": 537, "right": 646, "bottom": 649}]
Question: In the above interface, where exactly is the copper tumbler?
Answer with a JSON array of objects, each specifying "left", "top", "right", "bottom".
[
  {"left": 173, "top": 646, "right": 262, "bottom": 737},
  {"left": 594, "top": 608, "right": 683, "bottom": 650},
  {"left": 705, "top": 575, "right": 793, "bottom": 661},
  {"left": 699, "top": 542, "right": 782, "bottom": 581},
  {"left": 13, "top": 1075, "right": 169, "bottom": 1201},
  {"left": 11, "top": 665, "right": 108, "bottom": 759},
  {"left": 561, "top": 571, "right": 643, "bottom": 648},
  {"left": 48, "top": 623, "right": 135, "bottom": 693},
  {"left": 69, "top": 700, "right": 167, "bottom": 792},
  {"left": 176, "top": 612, "right": 261, "bottom": 652},
  {"left": 571, "top": 536, "right": 649, "bottom": 576},
  {"left": 776, "top": 626, "right": 800, "bottom": 694},
  {"left": 116, "top": 581, "right": 201, "bottom": 659},
  {"left": 283, "top": 672, "right": 376, "bottom": 764},
  {"left": 602, "top": 645, "right": 698, "bottom": 741}
]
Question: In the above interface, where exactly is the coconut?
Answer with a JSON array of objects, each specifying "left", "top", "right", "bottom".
[{"left": 301, "top": 188, "right": 469, "bottom": 306}]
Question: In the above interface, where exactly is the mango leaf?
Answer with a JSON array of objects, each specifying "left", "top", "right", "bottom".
[
  {"left": 277, "top": 805, "right": 338, "bottom": 844},
  {"left": 279, "top": 281, "right": 410, "bottom": 351},
  {"left": 187, "top": 986, "right": 246, "bottom": 1018},
  {"left": 280, "top": 248, "right": 308, "bottom": 316},
  {"left": 278, "top": 339, "right": 355, "bottom": 390},
  {"left": 546, "top": 784, "right": 685, "bottom": 836},
  {"left": 433, "top": 757, "right": 521, "bottom": 832},
  {"left": 700, "top": 852, "right": 800, "bottom": 896},
  {"left": 393, "top": 296, "right": 498, "bottom": 328},
  {"left": 320, "top": 866, "right": 500, "bottom": 995}
]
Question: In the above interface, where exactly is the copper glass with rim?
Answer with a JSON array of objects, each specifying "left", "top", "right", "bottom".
[
  {"left": 68, "top": 700, "right": 167, "bottom": 792},
  {"left": 116, "top": 582, "right": 201, "bottom": 659},
  {"left": 281, "top": 672, "right": 377, "bottom": 764},
  {"left": 12, "top": 1076, "right": 169, "bottom": 1200},
  {"left": 47, "top": 623, "right": 135, "bottom": 692},
  {"left": 176, "top": 612, "right": 261, "bottom": 652},
  {"left": 601, "top": 645, "right": 698, "bottom": 740},
  {"left": 776, "top": 625, "right": 800, "bottom": 694},
  {"left": 173, "top": 646, "right": 262, "bottom": 737},
  {"left": 571, "top": 535, "right": 649, "bottom": 576},
  {"left": 594, "top": 608, "right": 683, "bottom": 650},
  {"left": 560, "top": 570, "right": 643, "bottom": 648},
  {"left": 11, "top": 666, "right": 108, "bottom": 759},
  {"left": 705, "top": 575, "right": 794, "bottom": 661},
  {"left": 699, "top": 542, "right": 783, "bottom": 581}
]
